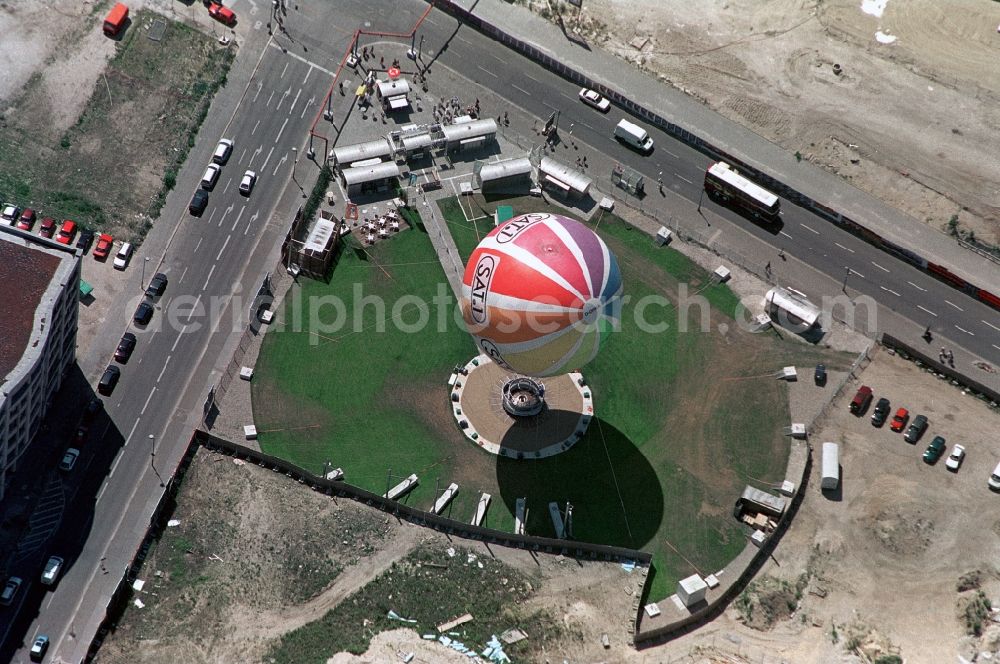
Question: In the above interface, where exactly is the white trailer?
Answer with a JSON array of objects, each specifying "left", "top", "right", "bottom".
[{"left": 821, "top": 442, "right": 840, "bottom": 490}]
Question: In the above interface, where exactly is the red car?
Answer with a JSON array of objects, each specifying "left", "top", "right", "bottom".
[
  {"left": 39, "top": 217, "right": 56, "bottom": 238},
  {"left": 16, "top": 208, "right": 36, "bottom": 231},
  {"left": 208, "top": 2, "right": 236, "bottom": 25},
  {"left": 890, "top": 408, "right": 909, "bottom": 432},
  {"left": 93, "top": 233, "right": 114, "bottom": 260},
  {"left": 56, "top": 220, "right": 77, "bottom": 245}
]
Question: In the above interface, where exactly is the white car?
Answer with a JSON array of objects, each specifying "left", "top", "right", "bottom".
[
  {"left": 578, "top": 88, "right": 611, "bottom": 112},
  {"left": 213, "top": 138, "right": 234, "bottom": 164},
  {"left": 41, "top": 556, "right": 63, "bottom": 586},
  {"left": 59, "top": 448, "right": 80, "bottom": 472},
  {"left": 945, "top": 444, "right": 965, "bottom": 471},
  {"left": 239, "top": 170, "right": 257, "bottom": 196},
  {"left": 1, "top": 204, "right": 19, "bottom": 225},
  {"left": 112, "top": 242, "right": 133, "bottom": 270}
]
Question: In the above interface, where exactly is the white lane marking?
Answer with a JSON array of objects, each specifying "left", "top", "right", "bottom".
[
  {"left": 96, "top": 482, "right": 109, "bottom": 503},
  {"left": 663, "top": 148, "right": 679, "bottom": 159},
  {"left": 178, "top": 266, "right": 188, "bottom": 284},
  {"left": 834, "top": 242, "right": 855, "bottom": 253},
  {"left": 252, "top": 81, "right": 263, "bottom": 102},
  {"left": 273, "top": 153, "right": 288, "bottom": 177},
  {"left": 983, "top": 319, "right": 1000, "bottom": 332},
  {"left": 222, "top": 178, "right": 232, "bottom": 194},
  {"left": 676, "top": 174, "right": 693, "bottom": 185},
  {"left": 945, "top": 299, "right": 964, "bottom": 312},
  {"left": 578, "top": 121, "right": 593, "bottom": 130},
  {"left": 907, "top": 281, "right": 927, "bottom": 292},
  {"left": 239, "top": 147, "right": 248, "bottom": 162},
  {"left": 171, "top": 325, "right": 188, "bottom": 352},
  {"left": 156, "top": 357, "right": 171, "bottom": 383},
  {"left": 491, "top": 53, "right": 508, "bottom": 65},
  {"left": 301, "top": 95, "right": 314, "bottom": 120},
  {"left": 955, "top": 325, "right": 974, "bottom": 336},
  {"left": 203, "top": 264, "right": 216, "bottom": 291},
  {"left": 217, "top": 235, "right": 231, "bottom": 260},
  {"left": 266, "top": 89, "right": 275, "bottom": 107},
  {"left": 231, "top": 205, "right": 246, "bottom": 231},
  {"left": 847, "top": 268, "right": 865, "bottom": 279},
  {"left": 511, "top": 83, "right": 531, "bottom": 96},
  {"left": 245, "top": 211, "right": 259, "bottom": 236},
  {"left": 109, "top": 450, "right": 124, "bottom": 478},
  {"left": 280, "top": 61, "right": 289, "bottom": 78},
  {"left": 124, "top": 419, "right": 140, "bottom": 447},
  {"left": 871, "top": 261, "right": 890, "bottom": 273},
  {"left": 193, "top": 237, "right": 203, "bottom": 253},
  {"left": 525, "top": 74, "right": 539, "bottom": 83},
  {"left": 217, "top": 203, "right": 233, "bottom": 228},
  {"left": 880, "top": 286, "right": 900, "bottom": 296},
  {"left": 559, "top": 91, "right": 575, "bottom": 102},
  {"left": 779, "top": 230, "right": 793, "bottom": 239},
  {"left": 476, "top": 65, "right": 497, "bottom": 78},
  {"left": 302, "top": 65, "right": 313, "bottom": 85},
  {"left": 917, "top": 304, "right": 938, "bottom": 317},
  {"left": 994, "top": 344, "right": 1000, "bottom": 352},
  {"left": 252, "top": 120, "right": 260, "bottom": 135},
  {"left": 267, "top": 42, "right": 336, "bottom": 76},
  {"left": 275, "top": 86, "right": 291, "bottom": 110},
  {"left": 186, "top": 294, "right": 202, "bottom": 323},
  {"left": 288, "top": 88, "right": 302, "bottom": 114},
  {"left": 800, "top": 223, "right": 820, "bottom": 235},
  {"left": 542, "top": 101, "right": 558, "bottom": 111},
  {"left": 275, "top": 117, "right": 289, "bottom": 143},
  {"left": 261, "top": 146, "right": 275, "bottom": 170},
  {"left": 140, "top": 387, "right": 157, "bottom": 415}
]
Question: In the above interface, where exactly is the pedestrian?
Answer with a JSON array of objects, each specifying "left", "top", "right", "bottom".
[
  {"left": 338, "top": 81, "right": 344, "bottom": 95},
  {"left": 582, "top": 155, "right": 587, "bottom": 165},
  {"left": 498, "top": 113, "right": 502, "bottom": 124},
  {"left": 778, "top": 248, "right": 786, "bottom": 260},
  {"left": 503, "top": 111, "right": 509, "bottom": 126},
  {"left": 380, "top": 56, "right": 385, "bottom": 68},
  {"left": 765, "top": 261, "right": 771, "bottom": 273}
]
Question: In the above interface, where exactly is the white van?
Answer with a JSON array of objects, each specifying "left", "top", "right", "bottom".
[
  {"left": 613, "top": 119, "right": 654, "bottom": 153},
  {"left": 201, "top": 164, "right": 222, "bottom": 191},
  {"left": 989, "top": 462, "right": 1000, "bottom": 491},
  {"left": 112, "top": 242, "right": 133, "bottom": 270},
  {"left": 821, "top": 442, "right": 840, "bottom": 491}
]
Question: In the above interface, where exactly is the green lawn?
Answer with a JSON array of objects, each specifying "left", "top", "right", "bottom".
[{"left": 255, "top": 200, "right": 848, "bottom": 602}]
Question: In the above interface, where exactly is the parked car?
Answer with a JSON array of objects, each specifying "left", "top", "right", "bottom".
[
  {"left": 208, "top": 2, "right": 236, "bottom": 25},
  {"left": 93, "top": 233, "right": 114, "bottom": 260},
  {"left": 903, "top": 414, "right": 928, "bottom": 443},
  {"left": 77, "top": 228, "right": 95, "bottom": 253},
  {"left": 849, "top": 385, "right": 873, "bottom": 415},
  {"left": 59, "top": 448, "right": 80, "bottom": 472},
  {"left": 189, "top": 189, "right": 209, "bottom": 216},
  {"left": 814, "top": 364, "right": 827, "bottom": 386},
  {"left": 56, "top": 219, "right": 77, "bottom": 245},
  {"left": 146, "top": 272, "right": 168, "bottom": 297},
  {"left": 238, "top": 170, "right": 257, "bottom": 196},
  {"left": 890, "top": 407, "right": 910, "bottom": 432},
  {"left": 923, "top": 435, "right": 946, "bottom": 464},
  {"left": 39, "top": 217, "right": 57, "bottom": 238},
  {"left": 0, "top": 576, "right": 22, "bottom": 605},
  {"left": 41, "top": 556, "right": 63, "bottom": 586},
  {"left": 134, "top": 301, "right": 154, "bottom": 325},
  {"left": 989, "top": 462, "right": 1000, "bottom": 491},
  {"left": 578, "top": 88, "right": 611, "bottom": 112},
  {"left": 115, "top": 332, "right": 137, "bottom": 363},
  {"left": 213, "top": 138, "right": 234, "bottom": 164},
  {"left": 98, "top": 365, "right": 121, "bottom": 395},
  {"left": 30, "top": 635, "right": 49, "bottom": 662},
  {"left": 871, "top": 397, "right": 891, "bottom": 427},
  {"left": 945, "top": 444, "right": 966, "bottom": 471},
  {"left": 1, "top": 204, "right": 20, "bottom": 225},
  {"left": 16, "top": 208, "right": 36, "bottom": 231},
  {"left": 112, "top": 242, "right": 133, "bottom": 270}
]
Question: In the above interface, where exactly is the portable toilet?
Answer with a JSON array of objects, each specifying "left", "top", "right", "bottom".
[{"left": 821, "top": 442, "right": 840, "bottom": 490}]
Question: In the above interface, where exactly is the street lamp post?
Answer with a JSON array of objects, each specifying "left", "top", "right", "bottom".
[
  {"left": 140, "top": 256, "right": 150, "bottom": 293},
  {"left": 842, "top": 266, "right": 851, "bottom": 292},
  {"left": 291, "top": 146, "right": 298, "bottom": 179},
  {"left": 149, "top": 434, "right": 165, "bottom": 487}
]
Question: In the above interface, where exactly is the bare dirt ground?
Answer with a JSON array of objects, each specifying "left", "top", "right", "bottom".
[{"left": 554, "top": 0, "right": 1000, "bottom": 246}]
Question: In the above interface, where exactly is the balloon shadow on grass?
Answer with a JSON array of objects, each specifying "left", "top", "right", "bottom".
[{"left": 494, "top": 416, "right": 663, "bottom": 551}]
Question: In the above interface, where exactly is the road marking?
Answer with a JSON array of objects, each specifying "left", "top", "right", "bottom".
[
  {"left": 252, "top": 81, "right": 263, "bottom": 102},
  {"left": 267, "top": 89, "right": 275, "bottom": 107},
  {"left": 907, "top": 281, "right": 927, "bottom": 292},
  {"left": 186, "top": 294, "right": 202, "bottom": 323},
  {"left": 218, "top": 203, "right": 234, "bottom": 228},
  {"left": 476, "top": 65, "right": 497, "bottom": 78},
  {"left": 246, "top": 211, "right": 259, "bottom": 236},
  {"left": 301, "top": 95, "right": 315, "bottom": 119},
  {"left": 252, "top": 120, "right": 260, "bottom": 135},
  {"left": 880, "top": 286, "right": 900, "bottom": 296},
  {"left": 289, "top": 88, "right": 302, "bottom": 114},
  {"left": 834, "top": 242, "right": 855, "bottom": 253},
  {"left": 779, "top": 230, "right": 792, "bottom": 239},
  {"left": 847, "top": 268, "right": 865, "bottom": 279},
  {"left": 275, "top": 86, "right": 291, "bottom": 110},
  {"left": 267, "top": 41, "right": 336, "bottom": 76},
  {"left": 800, "top": 223, "right": 820, "bottom": 235},
  {"left": 109, "top": 450, "right": 125, "bottom": 478},
  {"left": 457, "top": 35, "right": 473, "bottom": 46},
  {"left": 983, "top": 319, "right": 1000, "bottom": 332},
  {"left": 302, "top": 64, "right": 313, "bottom": 85},
  {"left": 203, "top": 264, "right": 216, "bottom": 291},
  {"left": 275, "top": 117, "right": 289, "bottom": 143},
  {"left": 525, "top": 74, "right": 539, "bottom": 83},
  {"left": 239, "top": 147, "right": 248, "bottom": 162},
  {"left": 578, "top": 121, "right": 593, "bottom": 130},
  {"left": 193, "top": 237, "right": 203, "bottom": 253},
  {"left": 248, "top": 145, "right": 262, "bottom": 167},
  {"left": 676, "top": 174, "right": 693, "bottom": 185},
  {"left": 96, "top": 482, "right": 109, "bottom": 503},
  {"left": 140, "top": 386, "right": 157, "bottom": 414},
  {"left": 273, "top": 153, "right": 288, "bottom": 176},
  {"left": 261, "top": 146, "right": 275, "bottom": 170},
  {"left": 945, "top": 299, "right": 964, "bottom": 312},
  {"left": 171, "top": 325, "right": 187, "bottom": 352},
  {"left": 280, "top": 61, "right": 289, "bottom": 79},
  {"left": 178, "top": 266, "right": 188, "bottom": 284},
  {"left": 156, "top": 358, "right": 170, "bottom": 383},
  {"left": 955, "top": 325, "right": 974, "bottom": 336},
  {"left": 707, "top": 229, "right": 722, "bottom": 245},
  {"left": 222, "top": 178, "right": 232, "bottom": 194},
  {"left": 661, "top": 148, "right": 678, "bottom": 158},
  {"left": 491, "top": 53, "right": 508, "bottom": 65},
  {"left": 560, "top": 91, "right": 575, "bottom": 102},
  {"left": 542, "top": 101, "right": 559, "bottom": 112},
  {"left": 917, "top": 304, "right": 938, "bottom": 317},
  {"left": 994, "top": 344, "right": 1000, "bottom": 352},
  {"left": 511, "top": 83, "right": 531, "bottom": 96},
  {"left": 217, "top": 235, "right": 231, "bottom": 260},
  {"left": 232, "top": 205, "right": 246, "bottom": 231},
  {"left": 124, "top": 419, "right": 140, "bottom": 447},
  {"left": 871, "top": 261, "right": 890, "bottom": 273}
]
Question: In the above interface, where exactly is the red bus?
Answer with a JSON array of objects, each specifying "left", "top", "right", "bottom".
[{"left": 704, "top": 161, "right": 780, "bottom": 221}]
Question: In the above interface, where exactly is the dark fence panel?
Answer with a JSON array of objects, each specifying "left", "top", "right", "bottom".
[{"left": 880, "top": 333, "right": 1000, "bottom": 404}]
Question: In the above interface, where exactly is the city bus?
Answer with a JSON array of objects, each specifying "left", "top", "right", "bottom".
[{"left": 703, "top": 161, "right": 780, "bottom": 221}]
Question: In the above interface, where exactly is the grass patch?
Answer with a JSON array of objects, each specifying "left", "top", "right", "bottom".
[{"left": 0, "top": 10, "right": 233, "bottom": 242}]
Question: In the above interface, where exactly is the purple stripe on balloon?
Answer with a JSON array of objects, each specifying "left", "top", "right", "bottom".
[{"left": 559, "top": 217, "right": 605, "bottom": 295}]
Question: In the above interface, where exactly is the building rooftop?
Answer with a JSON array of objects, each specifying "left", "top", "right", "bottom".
[{"left": 0, "top": 239, "right": 62, "bottom": 381}]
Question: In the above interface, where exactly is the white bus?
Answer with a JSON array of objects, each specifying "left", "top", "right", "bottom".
[{"left": 704, "top": 161, "right": 780, "bottom": 220}]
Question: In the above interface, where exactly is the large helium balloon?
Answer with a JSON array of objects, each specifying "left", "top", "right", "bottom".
[{"left": 460, "top": 212, "right": 622, "bottom": 377}]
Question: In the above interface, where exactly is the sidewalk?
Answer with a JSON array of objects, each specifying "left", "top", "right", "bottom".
[{"left": 444, "top": 0, "right": 1000, "bottom": 294}]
